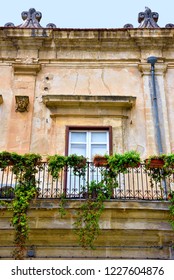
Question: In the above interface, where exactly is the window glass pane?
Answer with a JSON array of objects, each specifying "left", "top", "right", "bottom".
[
  {"left": 91, "top": 144, "right": 107, "bottom": 158},
  {"left": 71, "top": 132, "right": 86, "bottom": 143},
  {"left": 70, "top": 144, "right": 86, "bottom": 157},
  {"left": 91, "top": 132, "right": 107, "bottom": 143}
]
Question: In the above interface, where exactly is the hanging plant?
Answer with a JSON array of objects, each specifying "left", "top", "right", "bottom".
[
  {"left": 47, "top": 155, "right": 67, "bottom": 179},
  {"left": 0, "top": 152, "right": 41, "bottom": 259},
  {"left": 67, "top": 154, "right": 86, "bottom": 177},
  {"left": 48, "top": 154, "right": 87, "bottom": 179},
  {"left": 74, "top": 183, "right": 106, "bottom": 249},
  {"left": 168, "top": 191, "right": 174, "bottom": 230},
  {"left": 145, "top": 154, "right": 174, "bottom": 187}
]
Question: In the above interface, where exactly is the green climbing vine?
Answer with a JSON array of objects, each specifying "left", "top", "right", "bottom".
[
  {"left": 1, "top": 151, "right": 174, "bottom": 257},
  {"left": 0, "top": 152, "right": 41, "bottom": 259},
  {"left": 168, "top": 191, "right": 174, "bottom": 230},
  {"left": 74, "top": 181, "right": 111, "bottom": 249}
]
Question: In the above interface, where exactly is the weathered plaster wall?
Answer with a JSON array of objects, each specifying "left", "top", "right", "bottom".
[{"left": 0, "top": 28, "right": 174, "bottom": 157}]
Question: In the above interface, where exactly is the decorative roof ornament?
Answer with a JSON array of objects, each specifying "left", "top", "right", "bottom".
[
  {"left": 4, "top": 8, "right": 56, "bottom": 28},
  {"left": 138, "top": 7, "right": 159, "bottom": 28},
  {"left": 165, "top": 23, "right": 174, "bottom": 28},
  {"left": 124, "top": 7, "right": 160, "bottom": 28}
]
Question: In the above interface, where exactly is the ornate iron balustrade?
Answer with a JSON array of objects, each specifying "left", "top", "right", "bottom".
[{"left": 0, "top": 163, "right": 173, "bottom": 200}]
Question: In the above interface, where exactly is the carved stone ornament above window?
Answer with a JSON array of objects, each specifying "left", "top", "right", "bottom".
[
  {"left": 4, "top": 8, "right": 56, "bottom": 28},
  {"left": 15, "top": 96, "right": 29, "bottom": 112}
]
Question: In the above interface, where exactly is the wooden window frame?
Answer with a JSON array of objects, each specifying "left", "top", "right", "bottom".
[{"left": 65, "top": 126, "right": 112, "bottom": 156}]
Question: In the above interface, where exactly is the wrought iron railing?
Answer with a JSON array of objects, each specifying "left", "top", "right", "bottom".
[{"left": 0, "top": 163, "right": 173, "bottom": 200}]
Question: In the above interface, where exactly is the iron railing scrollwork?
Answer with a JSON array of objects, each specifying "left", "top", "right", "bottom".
[{"left": 0, "top": 163, "right": 173, "bottom": 200}]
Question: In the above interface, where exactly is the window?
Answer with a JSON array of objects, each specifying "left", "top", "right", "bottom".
[
  {"left": 66, "top": 127, "right": 112, "bottom": 159},
  {"left": 65, "top": 127, "right": 112, "bottom": 196}
]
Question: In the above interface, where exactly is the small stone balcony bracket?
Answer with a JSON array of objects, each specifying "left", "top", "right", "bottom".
[{"left": 15, "top": 96, "right": 29, "bottom": 112}]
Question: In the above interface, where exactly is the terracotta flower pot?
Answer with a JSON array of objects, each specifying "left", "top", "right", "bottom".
[
  {"left": 93, "top": 156, "right": 108, "bottom": 167},
  {"left": 145, "top": 158, "right": 164, "bottom": 168}
]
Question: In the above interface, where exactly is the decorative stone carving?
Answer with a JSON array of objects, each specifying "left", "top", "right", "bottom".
[
  {"left": 0, "top": 95, "right": 3, "bottom": 105},
  {"left": 123, "top": 24, "right": 134, "bottom": 28},
  {"left": 138, "top": 7, "right": 159, "bottom": 28},
  {"left": 165, "top": 23, "right": 174, "bottom": 28},
  {"left": 124, "top": 7, "right": 161, "bottom": 28},
  {"left": 4, "top": 8, "right": 56, "bottom": 28},
  {"left": 4, "top": 22, "right": 15, "bottom": 27},
  {"left": 15, "top": 96, "right": 29, "bottom": 112},
  {"left": 46, "top": 23, "right": 57, "bottom": 28}
]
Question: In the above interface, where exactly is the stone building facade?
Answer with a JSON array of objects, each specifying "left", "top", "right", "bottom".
[{"left": 0, "top": 7, "right": 174, "bottom": 259}]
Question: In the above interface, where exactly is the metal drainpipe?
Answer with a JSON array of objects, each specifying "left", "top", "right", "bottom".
[{"left": 147, "top": 56, "right": 163, "bottom": 154}]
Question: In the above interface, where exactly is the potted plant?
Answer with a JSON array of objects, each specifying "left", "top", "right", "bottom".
[
  {"left": 93, "top": 154, "right": 108, "bottom": 167},
  {"left": 145, "top": 155, "right": 165, "bottom": 168},
  {"left": 47, "top": 154, "right": 67, "bottom": 179},
  {"left": 107, "top": 150, "right": 141, "bottom": 173},
  {"left": 67, "top": 154, "right": 86, "bottom": 176},
  {"left": 145, "top": 154, "right": 174, "bottom": 187}
]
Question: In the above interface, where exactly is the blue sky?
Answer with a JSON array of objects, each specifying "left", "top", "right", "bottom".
[{"left": 0, "top": 0, "right": 173, "bottom": 28}]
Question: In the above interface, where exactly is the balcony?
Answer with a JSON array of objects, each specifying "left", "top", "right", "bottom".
[{"left": 0, "top": 162, "right": 173, "bottom": 200}]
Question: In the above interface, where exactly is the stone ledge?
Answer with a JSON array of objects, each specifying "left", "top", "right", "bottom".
[
  {"left": 27, "top": 199, "right": 170, "bottom": 210},
  {"left": 42, "top": 95, "right": 136, "bottom": 108}
]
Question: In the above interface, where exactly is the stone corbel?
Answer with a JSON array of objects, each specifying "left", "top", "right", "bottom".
[
  {"left": 12, "top": 63, "right": 41, "bottom": 76},
  {"left": 0, "top": 95, "right": 3, "bottom": 105},
  {"left": 138, "top": 63, "right": 167, "bottom": 76},
  {"left": 15, "top": 96, "right": 29, "bottom": 112}
]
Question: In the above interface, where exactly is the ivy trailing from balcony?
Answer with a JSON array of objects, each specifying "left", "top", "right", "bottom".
[
  {"left": 74, "top": 181, "right": 108, "bottom": 249},
  {"left": 0, "top": 151, "right": 41, "bottom": 259},
  {"left": 168, "top": 191, "right": 174, "bottom": 230}
]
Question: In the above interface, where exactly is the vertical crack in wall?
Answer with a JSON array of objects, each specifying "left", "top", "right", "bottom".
[
  {"left": 73, "top": 72, "right": 79, "bottom": 95},
  {"left": 101, "top": 69, "right": 111, "bottom": 95},
  {"left": 88, "top": 76, "right": 92, "bottom": 95}
]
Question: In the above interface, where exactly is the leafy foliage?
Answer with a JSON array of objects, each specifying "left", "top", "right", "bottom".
[
  {"left": 168, "top": 191, "right": 174, "bottom": 230},
  {"left": 74, "top": 181, "right": 106, "bottom": 249},
  {"left": 145, "top": 154, "right": 174, "bottom": 186},
  {"left": 0, "top": 152, "right": 41, "bottom": 259},
  {"left": 48, "top": 154, "right": 86, "bottom": 178}
]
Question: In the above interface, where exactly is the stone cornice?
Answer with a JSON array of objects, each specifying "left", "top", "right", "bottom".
[
  {"left": 12, "top": 63, "right": 41, "bottom": 75},
  {"left": 0, "top": 28, "right": 174, "bottom": 53}
]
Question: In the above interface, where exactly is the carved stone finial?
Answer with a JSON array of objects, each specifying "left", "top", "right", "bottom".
[
  {"left": 4, "top": 8, "right": 56, "bottom": 28},
  {"left": 19, "top": 8, "right": 42, "bottom": 28},
  {"left": 123, "top": 23, "right": 134, "bottom": 29},
  {"left": 15, "top": 96, "right": 29, "bottom": 112},
  {"left": 138, "top": 7, "right": 159, "bottom": 28},
  {"left": 165, "top": 23, "right": 174, "bottom": 28},
  {"left": 124, "top": 7, "right": 160, "bottom": 28}
]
